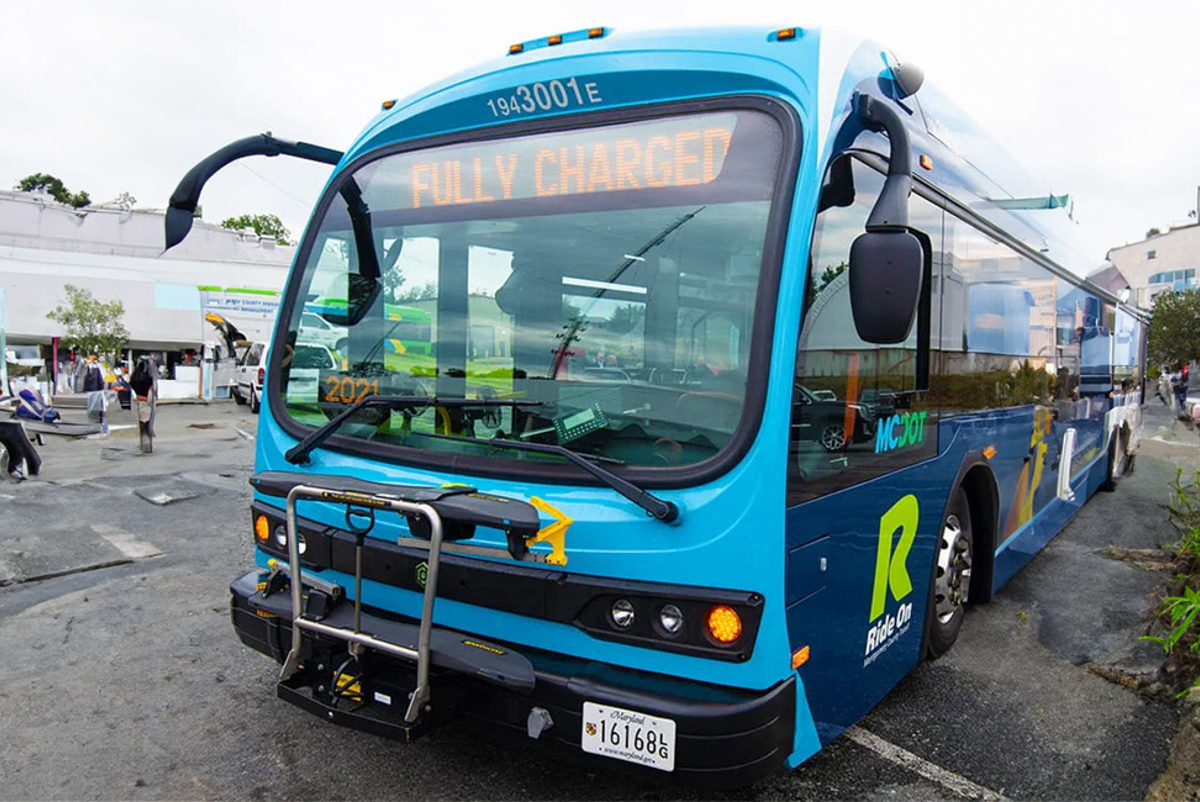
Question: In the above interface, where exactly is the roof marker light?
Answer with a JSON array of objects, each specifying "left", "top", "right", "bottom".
[
  {"left": 381, "top": 99, "right": 396, "bottom": 111},
  {"left": 588, "top": 27, "right": 605, "bottom": 39},
  {"left": 508, "top": 43, "right": 524, "bottom": 55},
  {"left": 775, "top": 27, "right": 798, "bottom": 41},
  {"left": 547, "top": 34, "right": 563, "bottom": 46}
]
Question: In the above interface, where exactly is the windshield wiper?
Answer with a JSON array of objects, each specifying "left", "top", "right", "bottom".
[
  {"left": 284, "top": 394, "right": 543, "bottom": 465},
  {"left": 425, "top": 432, "right": 679, "bottom": 524}
]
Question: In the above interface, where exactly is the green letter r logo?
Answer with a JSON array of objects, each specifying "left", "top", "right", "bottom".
[{"left": 870, "top": 495, "right": 919, "bottom": 622}]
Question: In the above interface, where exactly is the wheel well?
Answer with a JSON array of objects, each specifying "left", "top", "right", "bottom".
[{"left": 960, "top": 465, "right": 998, "bottom": 604}]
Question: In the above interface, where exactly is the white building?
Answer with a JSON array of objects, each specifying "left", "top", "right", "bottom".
[
  {"left": 1107, "top": 219, "right": 1200, "bottom": 308},
  {"left": 0, "top": 188, "right": 294, "bottom": 353}
]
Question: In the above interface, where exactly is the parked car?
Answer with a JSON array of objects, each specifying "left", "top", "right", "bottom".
[
  {"left": 233, "top": 342, "right": 267, "bottom": 412},
  {"left": 298, "top": 312, "right": 348, "bottom": 353},
  {"left": 792, "top": 384, "right": 874, "bottom": 452},
  {"left": 287, "top": 344, "right": 337, "bottom": 403},
  {"left": 858, "top": 388, "right": 903, "bottom": 420}
]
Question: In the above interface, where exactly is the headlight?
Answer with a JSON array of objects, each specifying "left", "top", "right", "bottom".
[
  {"left": 610, "top": 599, "right": 635, "bottom": 628},
  {"left": 658, "top": 604, "right": 684, "bottom": 635}
]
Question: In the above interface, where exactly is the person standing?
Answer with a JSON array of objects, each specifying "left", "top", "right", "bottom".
[{"left": 129, "top": 356, "right": 159, "bottom": 453}]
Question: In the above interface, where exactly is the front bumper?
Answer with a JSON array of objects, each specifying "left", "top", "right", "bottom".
[{"left": 229, "top": 571, "right": 794, "bottom": 787}]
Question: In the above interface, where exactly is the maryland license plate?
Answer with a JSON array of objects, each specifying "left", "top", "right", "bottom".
[{"left": 580, "top": 702, "right": 676, "bottom": 772}]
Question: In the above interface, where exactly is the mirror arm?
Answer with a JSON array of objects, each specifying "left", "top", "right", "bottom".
[
  {"left": 853, "top": 93, "right": 913, "bottom": 232},
  {"left": 164, "top": 133, "right": 343, "bottom": 250},
  {"left": 337, "top": 179, "right": 380, "bottom": 279}
]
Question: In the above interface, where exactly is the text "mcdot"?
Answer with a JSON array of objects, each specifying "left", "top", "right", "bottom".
[{"left": 874, "top": 411, "right": 928, "bottom": 454}]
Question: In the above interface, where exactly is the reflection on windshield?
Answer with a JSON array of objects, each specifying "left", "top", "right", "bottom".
[{"left": 278, "top": 109, "right": 785, "bottom": 470}]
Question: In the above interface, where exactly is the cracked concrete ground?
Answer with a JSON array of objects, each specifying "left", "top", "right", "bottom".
[{"left": 0, "top": 400, "right": 1193, "bottom": 800}]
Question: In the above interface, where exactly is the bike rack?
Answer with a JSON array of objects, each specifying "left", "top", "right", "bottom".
[{"left": 279, "top": 484, "right": 446, "bottom": 725}]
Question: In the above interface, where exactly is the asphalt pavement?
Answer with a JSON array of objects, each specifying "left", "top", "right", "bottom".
[{"left": 0, "top": 399, "right": 1194, "bottom": 800}]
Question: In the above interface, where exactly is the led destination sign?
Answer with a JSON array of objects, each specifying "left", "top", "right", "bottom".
[{"left": 366, "top": 113, "right": 745, "bottom": 212}]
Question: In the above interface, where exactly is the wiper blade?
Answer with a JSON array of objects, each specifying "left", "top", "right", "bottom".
[
  {"left": 427, "top": 433, "right": 679, "bottom": 524},
  {"left": 284, "top": 394, "right": 543, "bottom": 465}
]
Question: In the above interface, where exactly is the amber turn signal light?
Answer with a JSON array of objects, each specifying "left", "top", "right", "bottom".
[
  {"left": 254, "top": 514, "right": 270, "bottom": 542},
  {"left": 706, "top": 605, "right": 743, "bottom": 644}
]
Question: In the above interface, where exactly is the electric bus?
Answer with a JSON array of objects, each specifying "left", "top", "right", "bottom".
[{"left": 166, "top": 25, "right": 1146, "bottom": 786}]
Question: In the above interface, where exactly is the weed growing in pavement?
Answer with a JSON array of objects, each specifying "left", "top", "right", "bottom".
[
  {"left": 1140, "top": 469, "right": 1200, "bottom": 697},
  {"left": 1169, "top": 468, "right": 1200, "bottom": 556}
]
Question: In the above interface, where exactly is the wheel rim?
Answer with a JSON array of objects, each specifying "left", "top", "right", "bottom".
[
  {"left": 820, "top": 425, "right": 846, "bottom": 451},
  {"left": 935, "top": 513, "right": 972, "bottom": 624}
]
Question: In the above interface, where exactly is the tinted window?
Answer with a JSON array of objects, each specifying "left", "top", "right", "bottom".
[
  {"left": 938, "top": 213, "right": 1057, "bottom": 411},
  {"left": 788, "top": 157, "right": 940, "bottom": 505}
]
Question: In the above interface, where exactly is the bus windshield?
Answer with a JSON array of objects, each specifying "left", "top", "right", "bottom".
[{"left": 276, "top": 108, "right": 787, "bottom": 471}]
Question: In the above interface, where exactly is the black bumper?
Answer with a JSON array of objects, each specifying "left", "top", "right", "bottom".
[{"left": 230, "top": 571, "right": 794, "bottom": 787}]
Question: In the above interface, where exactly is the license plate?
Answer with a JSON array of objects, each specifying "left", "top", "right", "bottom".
[{"left": 580, "top": 702, "right": 675, "bottom": 772}]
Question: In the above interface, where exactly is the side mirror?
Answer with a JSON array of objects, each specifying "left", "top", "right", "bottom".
[{"left": 849, "top": 230, "right": 924, "bottom": 344}]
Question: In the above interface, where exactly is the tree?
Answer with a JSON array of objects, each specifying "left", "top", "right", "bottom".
[
  {"left": 1148, "top": 289, "right": 1200, "bottom": 366},
  {"left": 1146, "top": 227, "right": 1162, "bottom": 238},
  {"left": 603, "top": 303, "right": 645, "bottom": 335},
  {"left": 46, "top": 285, "right": 130, "bottom": 364},
  {"left": 817, "top": 261, "right": 847, "bottom": 293},
  {"left": 220, "top": 213, "right": 291, "bottom": 245},
  {"left": 393, "top": 283, "right": 437, "bottom": 303},
  {"left": 16, "top": 173, "right": 91, "bottom": 209}
]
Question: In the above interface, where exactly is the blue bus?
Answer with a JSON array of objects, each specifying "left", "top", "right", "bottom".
[{"left": 167, "top": 25, "right": 1146, "bottom": 786}]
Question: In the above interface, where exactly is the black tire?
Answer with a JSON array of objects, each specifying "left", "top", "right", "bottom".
[
  {"left": 233, "top": 388, "right": 247, "bottom": 405},
  {"left": 1100, "top": 428, "right": 1128, "bottom": 492},
  {"left": 926, "top": 489, "right": 973, "bottom": 659},
  {"left": 249, "top": 388, "right": 260, "bottom": 414}
]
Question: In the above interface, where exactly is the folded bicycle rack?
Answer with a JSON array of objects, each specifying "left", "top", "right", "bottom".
[{"left": 249, "top": 471, "right": 541, "bottom": 737}]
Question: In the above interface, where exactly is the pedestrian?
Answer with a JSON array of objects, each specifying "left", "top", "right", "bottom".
[
  {"left": 1172, "top": 363, "right": 1189, "bottom": 420},
  {"left": 112, "top": 366, "right": 132, "bottom": 411},
  {"left": 129, "top": 355, "right": 159, "bottom": 452}
]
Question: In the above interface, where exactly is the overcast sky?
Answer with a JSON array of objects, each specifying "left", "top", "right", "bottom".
[{"left": 3, "top": 1, "right": 1196, "bottom": 270}]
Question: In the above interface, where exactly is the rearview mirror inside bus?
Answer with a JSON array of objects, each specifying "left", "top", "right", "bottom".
[
  {"left": 318, "top": 273, "right": 382, "bottom": 327},
  {"left": 848, "top": 229, "right": 924, "bottom": 344}
]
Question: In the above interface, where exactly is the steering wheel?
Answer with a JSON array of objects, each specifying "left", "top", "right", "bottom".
[{"left": 477, "top": 385, "right": 502, "bottom": 429}]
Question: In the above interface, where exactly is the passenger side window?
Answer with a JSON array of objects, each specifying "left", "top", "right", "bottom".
[
  {"left": 787, "top": 157, "right": 941, "bottom": 505},
  {"left": 938, "top": 215, "right": 1058, "bottom": 411}
]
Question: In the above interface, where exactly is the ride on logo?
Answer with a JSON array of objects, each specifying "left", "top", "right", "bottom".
[
  {"left": 864, "top": 494, "right": 918, "bottom": 666},
  {"left": 414, "top": 560, "right": 429, "bottom": 589}
]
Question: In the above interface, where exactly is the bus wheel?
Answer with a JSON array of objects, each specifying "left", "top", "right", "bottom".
[
  {"left": 820, "top": 424, "right": 846, "bottom": 452},
  {"left": 1101, "top": 428, "right": 1128, "bottom": 492},
  {"left": 928, "top": 489, "right": 973, "bottom": 658}
]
